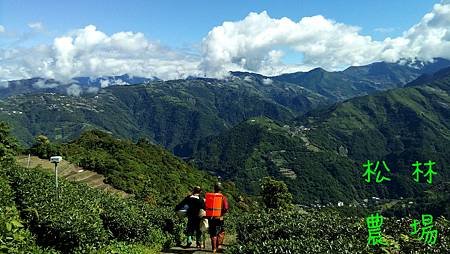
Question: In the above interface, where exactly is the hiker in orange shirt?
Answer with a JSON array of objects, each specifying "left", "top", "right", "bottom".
[{"left": 205, "top": 182, "right": 229, "bottom": 253}]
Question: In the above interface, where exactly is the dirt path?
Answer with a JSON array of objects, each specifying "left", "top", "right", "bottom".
[{"left": 162, "top": 235, "right": 231, "bottom": 254}]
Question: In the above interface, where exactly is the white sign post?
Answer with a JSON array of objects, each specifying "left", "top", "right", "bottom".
[{"left": 50, "top": 156, "right": 62, "bottom": 198}]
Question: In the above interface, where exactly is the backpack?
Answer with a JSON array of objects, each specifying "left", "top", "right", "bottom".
[{"left": 205, "top": 192, "right": 223, "bottom": 217}]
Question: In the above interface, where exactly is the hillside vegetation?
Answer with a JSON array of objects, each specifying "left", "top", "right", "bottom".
[
  {"left": 3, "top": 59, "right": 449, "bottom": 152},
  {"left": 229, "top": 208, "right": 450, "bottom": 253},
  {"left": 272, "top": 58, "right": 450, "bottom": 100},
  {"left": 0, "top": 123, "right": 190, "bottom": 253},
  {"left": 16, "top": 155, "right": 128, "bottom": 197},
  {"left": 191, "top": 117, "right": 379, "bottom": 204},
  {"left": 190, "top": 67, "right": 450, "bottom": 207},
  {"left": 31, "top": 130, "right": 218, "bottom": 206},
  {"left": 0, "top": 77, "right": 325, "bottom": 152},
  {"left": 298, "top": 66, "right": 450, "bottom": 196}
]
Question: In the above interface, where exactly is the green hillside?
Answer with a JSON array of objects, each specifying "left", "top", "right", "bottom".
[
  {"left": 4, "top": 60, "right": 446, "bottom": 153},
  {"left": 54, "top": 130, "right": 230, "bottom": 206},
  {"left": 299, "top": 68, "right": 450, "bottom": 188},
  {"left": 0, "top": 122, "right": 243, "bottom": 253},
  {"left": 0, "top": 77, "right": 328, "bottom": 153},
  {"left": 190, "top": 69, "right": 450, "bottom": 206},
  {"left": 272, "top": 59, "right": 450, "bottom": 101},
  {"left": 191, "top": 117, "right": 380, "bottom": 204}
]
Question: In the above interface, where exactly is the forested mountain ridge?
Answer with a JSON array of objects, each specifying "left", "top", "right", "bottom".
[
  {"left": 271, "top": 58, "right": 450, "bottom": 100},
  {"left": 190, "top": 117, "right": 378, "bottom": 204},
  {"left": 1, "top": 59, "right": 449, "bottom": 153},
  {"left": 299, "top": 66, "right": 450, "bottom": 173},
  {"left": 0, "top": 74, "right": 157, "bottom": 99},
  {"left": 0, "top": 77, "right": 326, "bottom": 150},
  {"left": 189, "top": 65, "right": 450, "bottom": 204}
]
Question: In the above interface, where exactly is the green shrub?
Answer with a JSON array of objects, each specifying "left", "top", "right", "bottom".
[
  {"left": 260, "top": 176, "right": 292, "bottom": 209},
  {"left": 59, "top": 130, "right": 216, "bottom": 206},
  {"left": 100, "top": 196, "right": 173, "bottom": 248},
  {"left": 7, "top": 166, "right": 109, "bottom": 251},
  {"left": 84, "top": 240, "right": 161, "bottom": 254},
  {"left": 4, "top": 165, "right": 185, "bottom": 252},
  {"left": 29, "top": 135, "right": 59, "bottom": 159},
  {"left": 0, "top": 122, "right": 18, "bottom": 166},
  {"left": 227, "top": 209, "right": 450, "bottom": 253},
  {"left": 0, "top": 172, "right": 57, "bottom": 254}
]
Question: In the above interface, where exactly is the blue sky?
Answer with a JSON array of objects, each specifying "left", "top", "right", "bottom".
[
  {"left": 0, "top": 0, "right": 449, "bottom": 80},
  {"left": 0, "top": 0, "right": 440, "bottom": 47}
]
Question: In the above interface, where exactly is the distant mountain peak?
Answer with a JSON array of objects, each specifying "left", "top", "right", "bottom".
[{"left": 310, "top": 67, "right": 327, "bottom": 73}]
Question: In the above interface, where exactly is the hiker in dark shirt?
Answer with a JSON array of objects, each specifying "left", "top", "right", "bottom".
[{"left": 175, "top": 186, "right": 205, "bottom": 248}]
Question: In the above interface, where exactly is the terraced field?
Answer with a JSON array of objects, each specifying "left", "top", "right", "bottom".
[{"left": 16, "top": 155, "right": 128, "bottom": 197}]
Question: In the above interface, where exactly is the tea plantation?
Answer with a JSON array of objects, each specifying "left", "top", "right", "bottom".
[
  {"left": 1, "top": 164, "right": 185, "bottom": 253},
  {"left": 227, "top": 209, "right": 450, "bottom": 253},
  {"left": 1, "top": 121, "right": 450, "bottom": 253}
]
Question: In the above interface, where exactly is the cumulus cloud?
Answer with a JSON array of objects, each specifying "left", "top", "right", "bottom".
[
  {"left": 32, "top": 80, "right": 59, "bottom": 89},
  {"left": 67, "top": 84, "right": 82, "bottom": 96},
  {"left": 200, "top": 11, "right": 384, "bottom": 76},
  {"left": 389, "top": 1, "right": 450, "bottom": 61},
  {"left": 0, "top": 25, "right": 201, "bottom": 81},
  {"left": 0, "top": 25, "right": 4, "bottom": 33},
  {"left": 3, "top": 1, "right": 450, "bottom": 80},
  {"left": 200, "top": 1, "right": 450, "bottom": 76}
]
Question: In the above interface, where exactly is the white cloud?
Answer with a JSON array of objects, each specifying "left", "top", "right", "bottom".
[
  {"left": 262, "top": 78, "right": 273, "bottom": 85},
  {"left": 0, "top": 25, "right": 201, "bottom": 81},
  {"left": 112, "top": 79, "right": 128, "bottom": 86},
  {"left": 200, "top": 1, "right": 450, "bottom": 76},
  {"left": 243, "top": 76, "right": 253, "bottom": 82},
  {"left": 28, "top": 22, "right": 44, "bottom": 31},
  {"left": 86, "top": 86, "right": 99, "bottom": 93},
  {"left": 67, "top": 84, "right": 81, "bottom": 96},
  {"left": 2, "top": 1, "right": 450, "bottom": 80},
  {"left": 32, "top": 80, "right": 59, "bottom": 89},
  {"left": 100, "top": 79, "right": 110, "bottom": 88},
  {"left": 389, "top": 1, "right": 450, "bottom": 61},
  {"left": 0, "top": 25, "right": 5, "bottom": 33},
  {"left": 200, "top": 11, "right": 384, "bottom": 77},
  {"left": 0, "top": 81, "right": 8, "bottom": 88}
]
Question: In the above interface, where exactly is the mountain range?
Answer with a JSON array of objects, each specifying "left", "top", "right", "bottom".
[
  {"left": 0, "top": 74, "right": 158, "bottom": 99},
  {"left": 1, "top": 59, "right": 450, "bottom": 150},
  {"left": 1, "top": 58, "right": 450, "bottom": 204},
  {"left": 189, "top": 62, "right": 450, "bottom": 204}
]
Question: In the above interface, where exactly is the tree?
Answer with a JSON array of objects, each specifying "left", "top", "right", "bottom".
[
  {"left": 0, "top": 122, "right": 18, "bottom": 165},
  {"left": 260, "top": 177, "right": 293, "bottom": 209},
  {"left": 29, "top": 135, "right": 58, "bottom": 159}
]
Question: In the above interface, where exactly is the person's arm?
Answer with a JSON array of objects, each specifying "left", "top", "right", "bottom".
[
  {"left": 201, "top": 198, "right": 206, "bottom": 209},
  {"left": 222, "top": 195, "right": 229, "bottom": 214},
  {"left": 175, "top": 196, "right": 189, "bottom": 211}
]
